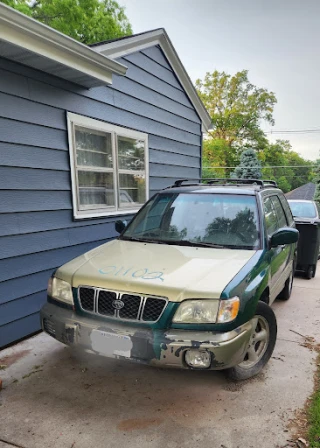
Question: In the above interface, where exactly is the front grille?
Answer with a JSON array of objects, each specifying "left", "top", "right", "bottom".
[
  {"left": 79, "top": 287, "right": 95, "bottom": 311},
  {"left": 98, "top": 290, "right": 116, "bottom": 316},
  {"left": 142, "top": 297, "right": 167, "bottom": 321},
  {"left": 78, "top": 286, "right": 167, "bottom": 323},
  {"left": 119, "top": 294, "right": 141, "bottom": 320}
]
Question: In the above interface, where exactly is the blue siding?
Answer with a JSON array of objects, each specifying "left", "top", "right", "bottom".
[{"left": 0, "top": 44, "right": 202, "bottom": 347}]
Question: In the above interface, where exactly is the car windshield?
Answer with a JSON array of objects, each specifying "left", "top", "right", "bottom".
[
  {"left": 121, "top": 193, "right": 260, "bottom": 249},
  {"left": 288, "top": 201, "right": 317, "bottom": 218}
]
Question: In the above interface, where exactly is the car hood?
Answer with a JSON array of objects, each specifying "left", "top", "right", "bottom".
[{"left": 55, "top": 240, "right": 257, "bottom": 301}]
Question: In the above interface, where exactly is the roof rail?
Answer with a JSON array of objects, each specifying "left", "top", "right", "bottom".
[
  {"left": 262, "top": 179, "right": 278, "bottom": 187},
  {"left": 170, "top": 178, "right": 278, "bottom": 189},
  {"left": 206, "top": 178, "right": 264, "bottom": 186}
]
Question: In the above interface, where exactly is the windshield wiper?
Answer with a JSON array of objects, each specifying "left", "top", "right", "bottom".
[
  {"left": 121, "top": 236, "right": 231, "bottom": 248},
  {"left": 120, "top": 236, "right": 166, "bottom": 244},
  {"left": 163, "top": 240, "right": 226, "bottom": 248}
]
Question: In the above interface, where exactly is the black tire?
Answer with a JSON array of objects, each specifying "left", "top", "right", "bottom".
[
  {"left": 225, "top": 302, "right": 277, "bottom": 381},
  {"left": 278, "top": 269, "right": 294, "bottom": 300},
  {"left": 306, "top": 265, "right": 314, "bottom": 280}
]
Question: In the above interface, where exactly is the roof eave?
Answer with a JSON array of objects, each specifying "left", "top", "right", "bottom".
[
  {"left": 93, "top": 29, "right": 212, "bottom": 131},
  {"left": 0, "top": 3, "right": 127, "bottom": 88}
]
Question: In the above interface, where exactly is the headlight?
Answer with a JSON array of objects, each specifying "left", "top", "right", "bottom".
[
  {"left": 172, "top": 300, "right": 219, "bottom": 323},
  {"left": 217, "top": 297, "right": 240, "bottom": 323},
  {"left": 47, "top": 277, "right": 73, "bottom": 305},
  {"left": 172, "top": 297, "right": 240, "bottom": 324}
]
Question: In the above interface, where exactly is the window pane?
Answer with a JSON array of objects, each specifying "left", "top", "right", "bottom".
[
  {"left": 117, "top": 136, "right": 145, "bottom": 170},
  {"left": 124, "top": 193, "right": 260, "bottom": 249},
  {"left": 271, "top": 196, "right": 287, "bottom": 227},
  {"left": 78, "top": 171, "right": 115, "bottom": 207},
  {"left": 264, "top": 197, "right": 278, "bottom": 236},
  {"left": 279, "top": 195, "right": 294, "bottom": 226},
  {"left": 119, "top": 173, "right": 146, "bottom": 207},
  {"left": 75, "top": 126, "right": 113, "bottom": 168},
  {"left": 288, "top": 200, "right": 317, "bottom": 218}
]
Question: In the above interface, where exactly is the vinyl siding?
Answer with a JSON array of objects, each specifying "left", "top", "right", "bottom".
[{"left": 0, "top": 44, "right": 202, "bottom": 347}]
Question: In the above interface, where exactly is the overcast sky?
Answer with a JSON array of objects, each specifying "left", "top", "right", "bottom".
[{"left": 121, "top": 0, "right": 320, "bottom": 160}]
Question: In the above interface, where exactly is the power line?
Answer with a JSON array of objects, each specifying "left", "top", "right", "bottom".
[
  {"left": 203, "top": 165, "right": 316, "bottom": 169},
  {"left": 264, "top": 128, "right": 320, "bottom": 135}
]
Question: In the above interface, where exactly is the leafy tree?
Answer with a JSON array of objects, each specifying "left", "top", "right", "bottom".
[
  {"left": 232, "top": 149, "right": 262, "bottom": 179},
  {"left": 1, "top": 0, "right": 132, "bottom": 44},
  {"left": 202, "top": 138, "right": 231, "bottom": 179},
  {"left": 313, "top": 160, "right": 320, "bottom": 202},
  {"left": 258, "top": 140, "right": 313, "bottom": 192},
  {"left": 196, "top": 70, "right": 276, "bottom": 167}
]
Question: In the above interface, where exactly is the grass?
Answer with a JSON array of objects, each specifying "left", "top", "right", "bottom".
[{"left": 308, "top": 354, "right": 320, "bottom": 447}]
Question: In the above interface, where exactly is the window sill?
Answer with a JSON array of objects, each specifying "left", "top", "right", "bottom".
[{"left": 73, "top": 208, "right": 141, "bottom": 220}]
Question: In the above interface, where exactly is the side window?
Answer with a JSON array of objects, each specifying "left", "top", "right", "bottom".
[
  {"left": 271, "top": 196, "right": 288, "bottom": 228},
  {"left": 278, "top": 194, "right": 294, "bottom": 226},
  {"left": 263, "top": 197, "right": 278, "bottom": 236}
]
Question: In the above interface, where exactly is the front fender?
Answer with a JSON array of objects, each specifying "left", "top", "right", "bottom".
[{"left": 216, "top": 250, "right": 270, "bottom": 332}]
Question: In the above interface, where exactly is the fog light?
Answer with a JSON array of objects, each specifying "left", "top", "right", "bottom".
[{"left": 185, "top": 349, "right": 211, "bottom": 369}]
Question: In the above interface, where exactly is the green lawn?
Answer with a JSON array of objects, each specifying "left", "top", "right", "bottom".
[{"left": 308, "top": 354, "right": 320, "bottom": 447}]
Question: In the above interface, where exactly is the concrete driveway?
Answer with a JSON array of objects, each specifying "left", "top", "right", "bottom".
[{"left": 1, "top": 271, "right": 320, "bottom": 448}]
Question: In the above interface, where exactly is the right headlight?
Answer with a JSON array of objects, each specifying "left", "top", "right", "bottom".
[{"left": 47, "top": 277, "right": 74, "bottom": 305}]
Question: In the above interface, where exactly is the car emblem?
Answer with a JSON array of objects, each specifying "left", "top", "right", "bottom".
[{"left": 112, "top": 299, "right": 125, "bottom": 310}]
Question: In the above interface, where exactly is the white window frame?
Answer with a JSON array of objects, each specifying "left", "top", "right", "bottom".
[{"left": 67, "top": 112, "right": 149, "bottom": 219}]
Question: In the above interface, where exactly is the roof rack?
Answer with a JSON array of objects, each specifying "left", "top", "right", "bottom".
[{"left": 170, "top": 178, "right": 278, "bottom": 188}]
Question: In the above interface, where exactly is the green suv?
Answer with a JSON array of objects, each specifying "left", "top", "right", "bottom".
[{"left": 41, "top": 179, "right": 298, "bottom": 380}]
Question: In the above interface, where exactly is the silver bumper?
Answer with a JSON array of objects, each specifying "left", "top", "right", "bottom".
[{"left": 40, "top": 302, "right": 254, "bottom": 370}]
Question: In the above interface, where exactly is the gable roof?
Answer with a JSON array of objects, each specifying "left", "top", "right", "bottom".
[
  {"left": 92, "top": 29, "right": 212, "bottom": 132},
  {"left": 0, "top": 3, "right": 127, "bottom": 88},
  {"left": 285, "top": 182, "right": 316, "bottom": 200}
]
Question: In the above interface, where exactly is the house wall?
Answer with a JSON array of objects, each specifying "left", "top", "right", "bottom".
[{"left": 0, "top": 45, "right": 202, "bottom": 347}]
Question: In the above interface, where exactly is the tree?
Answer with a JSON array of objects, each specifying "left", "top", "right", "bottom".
[
  {"left": 232, "top": 149, "right": 262, "bottom": 179},
  {"left": 1, "top": 0, "right": 132, "bottom": 44},
  {"left": 258, "top": 140, "right": 313, "bottom": 192},
  {"left": 313, "top": 160, "right": 320, "bottom": 202},
  {"left": 196, "top": 70, "right": 276, "bottom": 167}
]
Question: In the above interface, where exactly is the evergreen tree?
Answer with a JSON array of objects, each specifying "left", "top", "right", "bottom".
[{"left": 232, "top": 149, "right": 262, "bottom": 179}]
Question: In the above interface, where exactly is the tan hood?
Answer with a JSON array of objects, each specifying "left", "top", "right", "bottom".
[{"left": 55, "top": 240, "right": 256, "bottom": 301}]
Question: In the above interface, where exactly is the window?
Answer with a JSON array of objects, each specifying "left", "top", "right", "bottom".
[
  {"left": 68, "top": 113, "right": 148, "bottom": 219},
  {"left": 271, "top": 196, "right": 288, "bottom": 227},
  {"left": 288, "top": 200, "right": 317, "bottom": 219},
  {"left": 279, "top": 194, "right": 294, "bottom": 226},
  {"left": 263, "top": 196, "right": 278, "bottom": 237}
]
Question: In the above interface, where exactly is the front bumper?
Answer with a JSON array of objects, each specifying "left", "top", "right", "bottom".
[{"left": 40, "top": 302, "right": 254, "bottom": 370}]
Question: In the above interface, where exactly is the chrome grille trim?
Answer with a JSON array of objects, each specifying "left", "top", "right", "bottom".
[{"left": 78, "top": 286, "right": 168, "bottom": 323}]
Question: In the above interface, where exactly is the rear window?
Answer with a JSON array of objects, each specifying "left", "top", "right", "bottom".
[{"left": 288, "top": 201, "right": 317, "bottom": 219}]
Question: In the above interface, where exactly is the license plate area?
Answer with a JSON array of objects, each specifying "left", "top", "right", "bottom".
[{"left": 90, "top": 330, "right": 132, "bottom": 358}]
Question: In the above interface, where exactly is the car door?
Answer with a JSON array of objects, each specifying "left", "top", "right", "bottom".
[
  {"left": 271, "top": 195, "right": 293, "bottom": 284},
  {"left": 263, "top": 195, "right": 288, "bottom": 301}
]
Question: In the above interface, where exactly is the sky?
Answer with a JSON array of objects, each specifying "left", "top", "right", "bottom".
[{"left": 120, "top": 0, "right": 320, "bottom": 161}]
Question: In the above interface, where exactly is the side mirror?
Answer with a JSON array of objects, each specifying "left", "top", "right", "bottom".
[
  {"left": 115, "top": 219, "right": 127, "bottom": 234},
  {"left": 270, "top": 227, "right": 299, "bottom": 247}
]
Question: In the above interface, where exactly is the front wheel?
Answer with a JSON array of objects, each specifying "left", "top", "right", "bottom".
[{"left": 225, "top": 302, "right": 277, "bottom": 381}]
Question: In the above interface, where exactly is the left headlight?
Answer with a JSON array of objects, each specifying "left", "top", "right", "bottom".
[
  {"left": 172, "top": 297, "right": 240, "bottom": 324},
  {"left": 47, "top": 277, "right": 73, "bottom": 305},
  {"left": 172, "top": 300, "right": 219, "bottom": 323}
]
